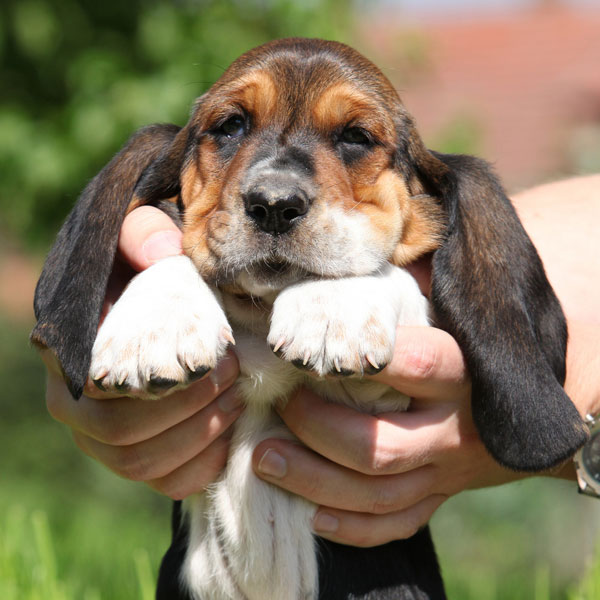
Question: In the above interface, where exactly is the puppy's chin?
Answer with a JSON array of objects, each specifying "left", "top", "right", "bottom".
[{"left": 235, "top": 260, "right": 309, "bottom": 297}]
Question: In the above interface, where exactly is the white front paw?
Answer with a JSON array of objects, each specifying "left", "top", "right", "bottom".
[
  {"left": 268, "top": 265, "right": 429, "bottom": 377},
  {"left": 268, "top": 282, "right": 380, "bottom": 376},
  {"left": 90, "top": 255, "right": 232, "bottom": 396}
]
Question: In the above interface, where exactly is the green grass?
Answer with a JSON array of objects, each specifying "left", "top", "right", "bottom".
[
  {"left": 0, "top": 473, "right": 170, "bottom": 600},
  {"left": 0, "top": 505, "right": 158, "bottom": 600}
]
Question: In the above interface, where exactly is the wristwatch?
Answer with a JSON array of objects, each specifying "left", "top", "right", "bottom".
[{"left": 574, "top": 414, "right": 600, "bottom": 498}]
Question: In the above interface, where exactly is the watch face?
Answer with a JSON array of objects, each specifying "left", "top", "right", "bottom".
[{"left": 583, "top": 430, "right": 600, "bottom": 481}]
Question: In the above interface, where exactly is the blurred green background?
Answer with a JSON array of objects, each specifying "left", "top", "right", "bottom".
[{"left": 1, "top": 0, "right": 599, "bottom": 598}]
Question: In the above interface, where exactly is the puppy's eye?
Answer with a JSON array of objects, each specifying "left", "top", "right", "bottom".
[
  {"left": 218, "top": 115, "right": 246, "bottom": 138},
  {"left": 340, "top": 127, "right": 371, "bottom": 145}
]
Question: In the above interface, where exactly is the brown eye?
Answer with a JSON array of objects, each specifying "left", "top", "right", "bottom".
[
  {"left": 340, "top": 127, "right": 371, "bottom": 145},
  {"left": 219, "top": 115, "right": 246, "bottom": 138}
]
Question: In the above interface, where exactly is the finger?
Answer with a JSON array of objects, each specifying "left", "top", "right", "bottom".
[
  {"left": 253, "top": 438, "right": 439, "bottom": 513},
  {"left": 39, "top": 348, "right": 64, "bottom": 377},
  {"left": 312, "top": 495, "right": 447, "bottom": 547},
  {"left": 118, "top": 205, "right": 182, "bottom": 271},
  {"left": 369, "top": 326, "right": 470, "bottom": 402},
  {"left": 146, "top": 434, "right": 231, "bottom": 499},
  {"left": 277, "top": 389, "right": 462, "bottom": 475},
  {"left": 72, "top": 387, "right": 242, "bottom": 482},
  {"left": 47, "top": 353, "right": 240, "bottom": 445}
]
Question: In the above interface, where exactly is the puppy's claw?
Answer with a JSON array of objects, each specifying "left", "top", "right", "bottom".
[
  {"left": 92, "top": 367, "right": 109, "bottom": 380},
  {"left": 365, "top": 354, "right": 380, "bottom": 371},
  {"left": 187, "top": 366, "right": 210, "bottom": 382},
  {"left": 272, "top": 338, "right": 285, "bottom": 354},
  {"left": 330, "top": 366, "right": 355, "bottom": 377},
  {"left": 92, "top": 378, "right": 106, "bottom": 392},
  {"left": 303, "top": 350, "right": 311, "bottom": 366},
  {"left": 291, "top": 358, "right": 312, "bottom": 372},
  {"left": 364, "top": 354, "right": 386, "bottom": 375},
  {"left": 222, "top": 327, "right": 236, "bottom": 346},
  {"left": 115, "top": 381, "right": 131, "bottom": 393}
]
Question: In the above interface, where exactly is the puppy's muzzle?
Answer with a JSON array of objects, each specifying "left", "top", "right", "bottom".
[{"left": 244, "top": 178, "right": 311, "bottom": 235}]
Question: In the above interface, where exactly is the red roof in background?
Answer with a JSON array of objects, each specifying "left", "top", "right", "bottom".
[{"left": 363, "top": 5, "right": 600, "bottom": 188}]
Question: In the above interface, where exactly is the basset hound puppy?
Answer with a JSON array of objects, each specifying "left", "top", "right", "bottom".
[{"left": 32, "top": 38, "right": 588, "bottom": 600}]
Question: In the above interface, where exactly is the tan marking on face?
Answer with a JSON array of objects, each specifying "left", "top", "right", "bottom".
[
  {"left": 234, "top": 71, "right": 278, "bottom": 127},
  {"left": 351, "top": 169, "right": 406, "bottom": 251},
  {"left": 312, "top": 82, "right": 394, "bottom": 142},
  {"left": 180, "top": 161, "right": 203, "bottom": 209},
  {"left": 201, "top": 70, "right": 278, "bottom": 131},
  {"left": 181, "top": 128, "right": 268, "bottom": 276},
  {"left": 392, "top": 193, "right": 446, "bottom": 265},
  {"left": 180, "top": 142, "right": 223, "bottom": 268},
  {"left": 180, "top": 145, "right": 223, "bottom": 267}
]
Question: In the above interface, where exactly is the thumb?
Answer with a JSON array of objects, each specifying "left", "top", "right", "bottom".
[
  {"left": 118, "top": 206, "right": 183, "bottom": 271},
  {"left": 368, "top": 326, "right": 470, "bottom": 402}
]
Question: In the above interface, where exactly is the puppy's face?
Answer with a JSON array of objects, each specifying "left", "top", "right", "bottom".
[{"left": 177, "top": 40, "right": 442, "bottom": 295}]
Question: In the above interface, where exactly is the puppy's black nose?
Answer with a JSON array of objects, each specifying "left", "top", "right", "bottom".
[{"left": 244, "top": 190, "right": 309, "bottom": 235}]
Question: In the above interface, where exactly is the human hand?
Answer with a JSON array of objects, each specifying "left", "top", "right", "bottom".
[{"left": 44, "top": 206, "right": 243, "bottom": 498}]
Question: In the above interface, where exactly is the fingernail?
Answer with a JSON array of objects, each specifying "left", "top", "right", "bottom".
[
  {"left": 210, "top": 354, "right": 238, "bottom": 387},
  {"left": 257, "top": 448, "right": 287, "bottom": 478},
  {"left": 142, "top": 231, "right": 182, "bottom": 263},
  {"left": 217, "top": 388, "right": 244, "bottom": 413},
  {"left": 313, "top": 512, "right": 339, "bottom": 534}
]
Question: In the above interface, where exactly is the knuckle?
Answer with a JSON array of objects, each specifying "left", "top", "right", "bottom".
[
  {"left": 368, "top": 483, "right": 399, "bottom": 515},
  {"left": 166, "top": 488, "right": 189, "bottom": 501},
  {"left": 111, "top": 446, "right": 152, "bottom": 481},
  {"left": 92, "top": 421, "right": 131, "bottom": 446},
  {"left": 45, "top": 393, "right": 65, "bottom": 423},
  {"left": 87, "top": 407, "right": 137, "bottom": 446},
  {"left": 300, "top": 470, "right": 325, "bottom": 500},
  {"left": 399, "top": 520, "right": 421, "bottom": 540},
  {"left": 152, "top": 479, "right": 189, "bottom": 501},
  {"left": 402, "top": 341, "right": 439, "bottom": 382},
  {"left": 71, "top": 431, "right": 92, "bottom": 456},
  {"left": 365, "top": 444, "right": 403, "bottom": 476}
]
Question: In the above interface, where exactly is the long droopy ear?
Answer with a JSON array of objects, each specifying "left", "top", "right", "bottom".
[
  {"left": 31, "top": 123, "right": 190, "bottom": 399},
  {"left": 402, "top": 131, "right": 588, "bottom": 472}
]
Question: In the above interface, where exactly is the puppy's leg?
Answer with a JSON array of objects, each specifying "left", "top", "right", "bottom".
[
  {"left": 90, "top": 255, "right": 232, "bottom": 396},
  {"left": 184, "top": 409, "right": 317, "bottom": 600},
  {"left": 183, "top": 335, "right": 315, "bottom": 600}
]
